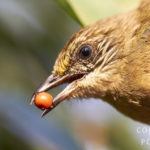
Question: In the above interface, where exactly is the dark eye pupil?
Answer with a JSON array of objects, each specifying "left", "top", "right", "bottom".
[
  {"left": 82, "top": 47, "right": 90, "bottom": 56},
  {"left": 79, "top": 45, "right": 92, "bottom": 59}
]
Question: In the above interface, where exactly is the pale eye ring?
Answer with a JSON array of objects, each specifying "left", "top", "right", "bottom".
[{"left": 79, "top": 45, "right": 92, "bottom": 59}]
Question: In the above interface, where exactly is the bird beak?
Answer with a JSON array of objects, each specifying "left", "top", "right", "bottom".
[{"left": 30, "top": 74, "right": 81, "bottom": 117}]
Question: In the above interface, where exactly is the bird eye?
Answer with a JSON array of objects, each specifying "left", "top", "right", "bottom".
[{"left": 79, "top": 45, "right": 92, "bottom": 59}]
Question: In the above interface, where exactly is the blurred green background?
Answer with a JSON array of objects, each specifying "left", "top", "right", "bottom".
[{"left": 0, "top": 0, "right": 150, "bottom": 150}]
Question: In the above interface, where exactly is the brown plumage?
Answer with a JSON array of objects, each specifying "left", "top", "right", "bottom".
[{"left": 31, "top": 0, "right": 150, "bottom": 124}]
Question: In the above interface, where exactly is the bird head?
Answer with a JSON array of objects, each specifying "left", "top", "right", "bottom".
[
  {"left": 30, "top": 16, "right": 130, "bottom": 117},
  {"left": 29, "top": 0, "right": 150, "bottom": 125}
]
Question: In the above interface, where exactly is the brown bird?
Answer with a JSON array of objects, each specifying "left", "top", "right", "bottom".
[{"left": 31, "top": 0, "right": 150, "bottom": 124}]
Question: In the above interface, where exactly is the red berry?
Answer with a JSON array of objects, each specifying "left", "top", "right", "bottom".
[{"left": 34, "top": 92, "right": 53, "bottom": 110}]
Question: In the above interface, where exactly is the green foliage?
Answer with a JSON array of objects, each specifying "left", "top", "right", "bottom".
[
  {"left": 52, "top": 0, "right": 84, "bottom": 25},
  {"left": 53, "top": 0, "right": 140, "bottom": 26}
]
